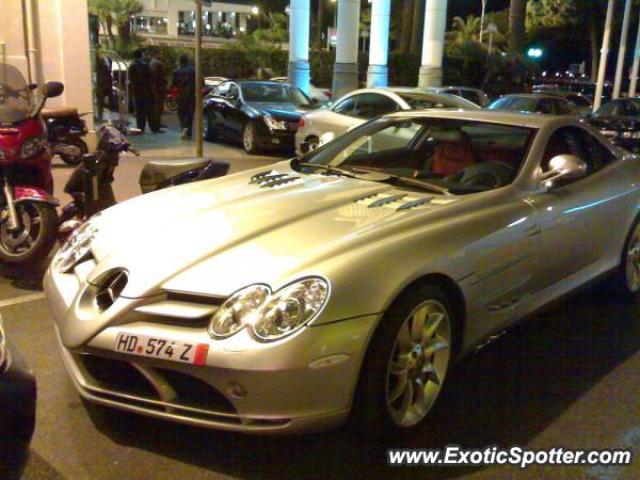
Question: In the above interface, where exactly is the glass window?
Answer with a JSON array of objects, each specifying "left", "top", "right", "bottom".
[
  {"left": 541, "top": 127, "right": 602, "bottom": 175},
  {"left": 332, "top": 96, "right": 357, "bottom": 116},
  {"left": 488, "top": 96, "right": 538, "bottom": 112},
  {"left": 568, "top": 95, "right": 591, "bottom": 107},
  {"left": 304, "top": 118, "right": 535, "bottom": 193},
  {"left": 623, "top": 100, "right": 640, "bottom": 116},
  {"left": 352, "top": 93, "right": 399, "bottom": 119},
  {"left": 458, "top": 89, "right": 481, "bottom": 105},
  {"left": 536, "top": 98, "right": 556, "bottom": 114},
  {"left": 240, "top": 82, "right": 311, "bottom": 106},
  {"left": 554, "top": 99, "right": 573, "bottom": 114}
]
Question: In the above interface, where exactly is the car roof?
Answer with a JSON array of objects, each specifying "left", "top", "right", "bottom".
[
  {"left": 499, "top": 93, "right": 570, "bottom": 101},
  {"left": 382, "top": 109, "right": 569, "bottom": 129}
]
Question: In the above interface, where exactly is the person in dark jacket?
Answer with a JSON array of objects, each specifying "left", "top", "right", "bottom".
[
  {"left": 149, "top": 50, "right": 167, "bottom": 131},
  {"left": 95, "top": 47, "right": 112, "bottom": 120},
  {"left": 172, "top": 54, "right": 196, "bottom": 139},
  {"left": 128, "top": 50, "right": 160, "bottom": 133}
]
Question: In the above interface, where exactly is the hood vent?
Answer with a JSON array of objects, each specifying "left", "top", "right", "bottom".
[
  {"left": 367, "top": 194, "right": 407, "bottom": 208},
  {"left": 397, "top": 196, "right": 435, "bottom": 211},
  {"left": 249, "top": 170, "right": 302, "bottom": 189}
]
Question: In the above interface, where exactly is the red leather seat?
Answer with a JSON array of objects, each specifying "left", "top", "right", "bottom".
[{"left": 432, "top": 132, "right": 475, "bottom": 176}]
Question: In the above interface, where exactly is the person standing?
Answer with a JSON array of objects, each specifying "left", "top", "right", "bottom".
[
  {"left": 149, "top": 50, "right": 167, "bottom": 132},
  {"left": 128, "top": 50, "right": 160, "bottom": 133},
  {"left": 172, "top": 54, "right": 196, "bottom": 140},
  {"left": 95, "top": 47, "right": 112, "bottom": 120}
]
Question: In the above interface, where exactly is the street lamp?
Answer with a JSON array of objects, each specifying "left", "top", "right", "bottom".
[
  {"left": 486, "top": 22, "right": 497, "bottom": 57},
  {"left": 479, "top": 0, "right": 487, "bottom": 44},
  {"left": 527, "top": 47, "right": 543, "bottom": 59},
  {"left": 251, "top": 5, "right": 259, "bottom": 15}
]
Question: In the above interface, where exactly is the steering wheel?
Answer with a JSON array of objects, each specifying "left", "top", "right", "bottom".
[{"left": 446, "top": 161, "right": 516, "bottom": 189}]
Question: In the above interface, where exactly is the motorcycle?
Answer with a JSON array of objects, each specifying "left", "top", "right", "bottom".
[
  {"left": 165, "top": 85, "right": 179, "bottom": 112},
  {"left": 0, "top": 63, "right": 63, "bottom": 264},
  {"left": 59, "top": 125, "right": 229, "bottom": 235},
  {"left": 41, "top": 107, "right": 89, "bottom": 166}
]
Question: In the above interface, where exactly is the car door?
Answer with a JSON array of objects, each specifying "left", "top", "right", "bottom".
[
  {"left": 528, "top": 126, "right": 627, "bottom": 288},
  {"left": 206, "top": 81, "right": 235, "bottom": 138}
]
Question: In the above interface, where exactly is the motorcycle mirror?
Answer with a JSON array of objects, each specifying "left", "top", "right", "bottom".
[
  {"left": 42, "top": 81, "right": 64, "bottom": 98},
  {"left": 28, "top": 83, "right": 38, "bottom": 91}
]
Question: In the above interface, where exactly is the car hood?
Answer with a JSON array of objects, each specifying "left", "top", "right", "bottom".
[
  {"left": 88, "top": 161, "right": 462, "bottom": 300},
  {"left": 245, "top": 102, "right": 313, "bottom": 120}
]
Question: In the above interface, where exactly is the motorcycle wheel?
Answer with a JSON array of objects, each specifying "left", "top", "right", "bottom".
[
  {"left": 165, "top": 98, "right": 178, "bottom": 112},
  {"left": 0, "top": 202, "right": 59, "bottom": 264},
  {"left": 60, "top": 139, "right": 88, "bottom": 166}
]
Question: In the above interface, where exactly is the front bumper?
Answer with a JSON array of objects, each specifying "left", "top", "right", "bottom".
[
  {"left": 255, "top": 122, "right": 297, "bottom": 151},
  {"left": 0, "top": 341, "right": 37, "bottom": 477},
  {"left": 45, "top": 266, "right": 378, "bottom": 434}
]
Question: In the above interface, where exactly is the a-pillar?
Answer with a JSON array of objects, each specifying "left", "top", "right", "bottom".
[
  {"left": 366, "top": 0, "right": 391, "bottom": 87},
  {"left": 332, "top": 0, "right": 360, "bottom": 97},
  {"left": 287, "top": 0, "right": 311, "bottom": 94},
  {"left": 418, "top": 0, "right": 447, "bottom": 87}
]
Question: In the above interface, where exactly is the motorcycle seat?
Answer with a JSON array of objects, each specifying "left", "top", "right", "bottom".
[{"left": 41, "top": 107, "right": 78, "bottom": 118}]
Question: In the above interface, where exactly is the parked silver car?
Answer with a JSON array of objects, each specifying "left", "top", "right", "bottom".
[
  {"left": 420, "top": 85, "right": 490, "bottom": 107},
  {"left": 45, "top": 110, "right": 640, "bottom": 435},
  {"left": 295, "top": 87, "right": 480, "bottom": 154}
]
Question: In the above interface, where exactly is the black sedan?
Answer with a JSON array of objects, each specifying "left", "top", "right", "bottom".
[
  {"left": 203, "top": 80, "right": 319, "bottom": 154},
  {"left": 0, "top": 316, "right": 36, "bottom": 479},
  {"left": 588, "top": 98, "right": 640, "bottom": 152}
]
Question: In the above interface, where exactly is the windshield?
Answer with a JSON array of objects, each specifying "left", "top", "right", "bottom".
[
  {"left": 487, "top": 96, "right": 538, "bottom": 112},
  {"left": 0, "top": 64, "right": 33, "bottom": 124},
  {"left": 302, "top": 117, "right": 535, "bottom": 194},
  {"left": 240, "top": 82, "right": 311, "bottom": 106},
  {"left": 398, "top": 93, "right": 476, "bottom": 110}
]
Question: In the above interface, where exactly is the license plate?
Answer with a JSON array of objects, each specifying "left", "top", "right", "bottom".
[{"left": 114, "top": 332, "right": 209, "bottom": 366}]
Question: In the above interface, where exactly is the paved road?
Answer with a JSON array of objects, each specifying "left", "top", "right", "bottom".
[{"left": 2, "top": 119, "right": 640, "bottom": 479}]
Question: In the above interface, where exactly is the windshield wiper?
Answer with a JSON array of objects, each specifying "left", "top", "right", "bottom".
[
  {"left": 350, "top": 167, "right": 451, "bottom": 195},
  {"left": 290, "top": 158, "right": 360, "bottom": 178}
]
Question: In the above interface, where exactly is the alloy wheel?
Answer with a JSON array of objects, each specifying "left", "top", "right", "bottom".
[
  {"left": 0, "top": 203, "right": 43, "bottom": 256},
  {"left": 385, "top": 299, "right": 451, "bottom": 427}
]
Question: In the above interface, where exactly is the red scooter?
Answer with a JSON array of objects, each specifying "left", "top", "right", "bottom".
[{"left": 0, "top": 63, "right": 63, "bottom": 263}]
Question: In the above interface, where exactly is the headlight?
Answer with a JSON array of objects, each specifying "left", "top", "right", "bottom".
[
  {"left": 20, "top": 135, "right": 47, "bottom": 159},
  {"left": 208, "top": 285, "right": 270, "bottom": 339},
  {"left": 207, "top": 277, "right": 329, "bottom": 342},
  {"left": 52, "top": 218, "right": 99, "bottom": 273},
  {"left": 0, "top": 317, "right": 7, "bottom": 372},
  {"left": 263, "top": 114, "right": 287, "bottom": 131},
  {"left": 253, "top": 278, "right": 329, "bottom": 341}
]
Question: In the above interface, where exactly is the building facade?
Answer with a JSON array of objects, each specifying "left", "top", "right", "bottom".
[
  {"left": 1, "top": 0, "right": 93, "bottom": 128},
  {"left": 133, "top": 0, "right": 255, "bottom": 41}
]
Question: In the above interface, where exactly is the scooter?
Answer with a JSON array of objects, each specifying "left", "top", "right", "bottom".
[
  {"left": 59, "top": 125, "right": 229, "bottom": 235},
  {"left": 0, "top": 63, "right": 63, "bottom": 264},
  {"left": 41, "top": 107, "right": 89, "bottom": 165}
]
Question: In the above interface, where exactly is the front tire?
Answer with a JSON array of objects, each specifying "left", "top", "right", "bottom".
[
  {"left": 242, "top": 121, "right": 260, "bottom": 154},
  {"left": 613, "top": 218, "right": 640, "bottom": 298},
  {"left": 165, "top": 97, "right": 178, "bottom": 112},
  {"left": 0, "top": 202, "right": 58, "bottom": 264},
  {"left": 352, "top": 283, "right": 454, "bottom": 436}
]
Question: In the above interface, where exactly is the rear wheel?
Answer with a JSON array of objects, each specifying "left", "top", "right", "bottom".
[
  {"left": 0, "top": 202, "right": 59, "bottom": 264},
  {"left": 59, "top": 139, "right": 88, "bottom": 166},
  {"left": 614, "top": 219, "right": 640, "bottom": 298},
  {"left": 165, "top": 97, "right": 178, "bottom": 112},
  {"left": 352, "top": 283, "right": 454, "bottom": 436},
  {"left": 242, "top": 122, "right": 260, "bottom": 154}
]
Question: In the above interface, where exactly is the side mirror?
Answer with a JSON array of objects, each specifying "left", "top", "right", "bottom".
[
  {"left": 540, "top": 154, "right": 588, "bottom": 189},
  {"left": 42, "top": 81, "right": 64, "bottom": 98}
]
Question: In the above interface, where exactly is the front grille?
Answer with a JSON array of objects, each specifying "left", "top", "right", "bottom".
[
  {"left": 80, "top": 354, "right": 159, "bottom": 398},
  {"left": 76, "top": 353, "right": 237, "bottom": 417}
]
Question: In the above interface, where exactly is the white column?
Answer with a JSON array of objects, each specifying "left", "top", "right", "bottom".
[
  {"left": 629, "top": 9, "right": 640, "bottom": 96},
  {"left": 613, "top": 0, "right": 632, "bottom": 98},
  {"left": 594, "top": 0, "right": 615, "bottom": 111},
  {"left": 332, "top": 0, "right": 360, "bottom": 97},
  {"left": 287, "top": 0, "right": 311, "bottom": 94},
  {"left": 418, "top": 0, "right": 448, "bottom": 87},
  {"left": 366, "top": 0, "right": 391, "bottom": 87}
]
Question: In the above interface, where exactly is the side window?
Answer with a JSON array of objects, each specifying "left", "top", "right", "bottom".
[
  {"left": 555, "top": 99, "right": 573, "bottom": 115},
  {"left": 228, "top": 83, "right": 239, "bottom": 99},
  {"left": 352, "top": 93, "right": 399, "bottom": 119},
  {"left": 624, "top": 101, "right": 640, "bottom": 116},
  {"left": 541, "top": 127, "right": 599, "bottom": 175},
  {"left": 459, "top": 89, "right": 480, "bottom": 105},
  {"left": 332, "top": 96, "right": 357, "bottom": 116},
  {"left": 537, "top": 98, "right": 556, "bottom": 114},
  {"left": 587, "top": 134, "right": 618, "bottom": 167}
]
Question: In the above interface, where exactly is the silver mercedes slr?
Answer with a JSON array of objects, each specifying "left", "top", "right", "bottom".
[{"left": 44, "top": 110, "right": 640, "bottom": 435}]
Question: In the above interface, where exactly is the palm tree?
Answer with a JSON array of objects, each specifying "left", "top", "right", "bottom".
[
  {"left": 89, "top": 0, "right": 142, "bottom": 50},
  {"left": 509, "top": 0, "right": 527, "bottom": 61},
  {"left": 449, "top": 15, "right": 481, "bottom": 44}
]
